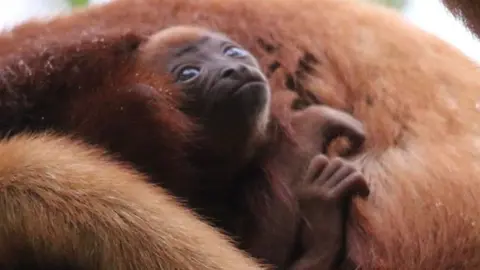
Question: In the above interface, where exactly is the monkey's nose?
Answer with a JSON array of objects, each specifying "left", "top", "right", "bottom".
[{"left": 220, "top": 64, "right": 249, "bottom": 79}]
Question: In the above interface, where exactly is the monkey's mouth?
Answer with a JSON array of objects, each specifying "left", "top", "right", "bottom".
[{"left": 234, "top": 80, "right": 268, "bottom": 95}]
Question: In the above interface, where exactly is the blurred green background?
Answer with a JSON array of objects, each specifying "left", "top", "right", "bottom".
[
  {"left": 69, "top": 0, "right": 88, "bottom": 7},
  {"left": 370, "top": 0, "right": 406, "bottom": 10}
]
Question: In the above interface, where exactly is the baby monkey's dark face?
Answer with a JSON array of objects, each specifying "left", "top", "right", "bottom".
[
  {"left": 165, "top": 32, "right": 271, "bottom": 131},
  {"left": 139, "top": 27, "right": 272, "bottom": 158}
]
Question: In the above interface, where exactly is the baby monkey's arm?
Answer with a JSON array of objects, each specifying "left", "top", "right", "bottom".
[{"left": 291, "top": 155, "right": 369, "bottom": 270}]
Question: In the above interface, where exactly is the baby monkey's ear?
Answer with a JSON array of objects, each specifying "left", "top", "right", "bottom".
[{"left": 291, "top": 106, "right": 366, "bottom": 157}]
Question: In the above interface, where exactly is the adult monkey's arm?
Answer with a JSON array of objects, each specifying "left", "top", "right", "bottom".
[{"left": 0, "top": 133, "right": 265, "bottom": 270}]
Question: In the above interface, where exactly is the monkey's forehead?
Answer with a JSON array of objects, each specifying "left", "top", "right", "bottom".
[
  {"left": 147, "top": 26, "right": 234, "bottom": 51},
  {"left": 139, "top": 26, "right": 238, "bottom": 67},
  {"left": 150, "top": 26, "right": 220, "bottom": 44}
]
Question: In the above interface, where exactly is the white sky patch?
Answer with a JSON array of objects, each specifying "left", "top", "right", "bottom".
[
  {"left": 0, "top": 0, "right": 69, "bottom": 31},
  {"left": 404, "top": 0, "right": 480, "bottom": 63}
]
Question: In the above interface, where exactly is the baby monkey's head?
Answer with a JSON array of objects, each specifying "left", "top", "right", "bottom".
[{"left": 139, "top": 26, "right": 271, "bottom": 158}]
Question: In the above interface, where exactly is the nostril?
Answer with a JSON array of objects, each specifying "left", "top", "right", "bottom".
[
  {"left": 221, "top": 68, "right": 235, "bottom": 78},
  {"left": 220, "top": 64, "right": 249, "bottom": 79}
]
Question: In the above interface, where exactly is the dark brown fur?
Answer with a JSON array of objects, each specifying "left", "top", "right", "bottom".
[{"left": 2, "top": 0, "right": 480, "bottom": 269}]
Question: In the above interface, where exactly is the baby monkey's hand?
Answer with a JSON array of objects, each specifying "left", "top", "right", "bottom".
[{"left": 291, "top": 155, "right": 369, "bottom": 270}]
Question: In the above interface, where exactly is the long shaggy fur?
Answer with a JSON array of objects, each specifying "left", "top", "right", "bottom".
[
  {"left": 1, "top": 0, "right": 480, "bottom": 268},
  {"left": 0, "top": 132, "right": 264, "bottom": 270}
]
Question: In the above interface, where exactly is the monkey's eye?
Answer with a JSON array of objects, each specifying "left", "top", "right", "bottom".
[
  {"left": 177, "top": 67, "right": 200, "bottom": 82},
  {"left": 224, "top": 47, "right": 249, "bottom": 58}
]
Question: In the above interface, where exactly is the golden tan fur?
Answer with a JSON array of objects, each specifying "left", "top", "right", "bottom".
[
  {"left": 0, "top": 132, "right": 264, "bottom": 269},
  {"left": 1, "top": 0, "right": 480, "bottom": 268}
]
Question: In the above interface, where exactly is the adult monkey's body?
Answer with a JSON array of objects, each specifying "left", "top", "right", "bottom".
[{"left": 2, "top": 0, "right": 480, "bottom": 269}]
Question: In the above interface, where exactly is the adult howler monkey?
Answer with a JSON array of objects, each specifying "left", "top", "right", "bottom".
[{"left": 2, "top": 0, "right": 480, "bottom": 269}]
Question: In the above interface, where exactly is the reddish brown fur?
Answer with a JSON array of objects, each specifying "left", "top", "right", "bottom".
[
  {"left": 2, "top": 0, "right": 480, "bottom": 268},
  {"left": 58, "top": 62, "right": 201, "bottom": 198},
  {"left": 0, "top": 132, "right": 264, "bottom": 270},
  {"left": 0, "top": 29, "right": 202, "bottom": 198}
]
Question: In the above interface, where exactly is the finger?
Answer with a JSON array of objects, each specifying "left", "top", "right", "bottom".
[
  {"left": 323, "top": 165, "right": 355, "bottom": 189},
  {"left": 316, "top": 158, "right": 343, "bottom": 182},
  {"left": 295, "top": 187, "right": 320, "bottom": 201},
  {"left": 329, "top": 172, "right": 370, "bottom": 199},
  {"left": 304, "top": 155, "right": 329, "bottom": 183}
]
